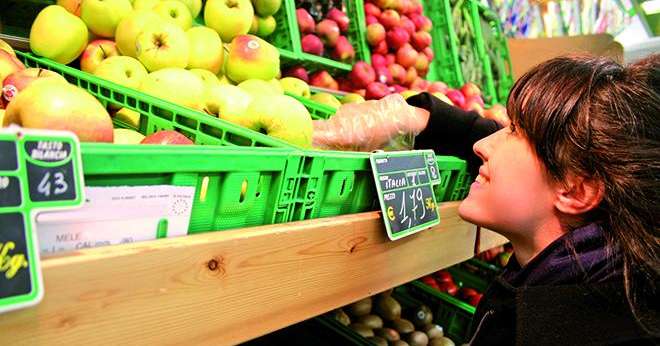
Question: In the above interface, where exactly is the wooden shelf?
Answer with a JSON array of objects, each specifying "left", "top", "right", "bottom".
[{"left": 0, "top": 202, "right": 507, "bottom": 345}]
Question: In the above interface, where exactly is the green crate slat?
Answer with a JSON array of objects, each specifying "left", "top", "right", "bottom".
[
  {"left": 407, "top": 281, "right": 475, "bottom": 344},
  {"left": 80, "top": 143, "right": 303, "bottom": 233},
  {"left": 476, "top": 2, "right": 514, "bottom": 105},
  {"left": 434, "top": 156, "right": 468, "bottom": 202},
  {"left": 275, "top": 0, "right": 370, "bottom": 73},
  {"left": 15, "top": 51, "right": 298, "bottom": 148},
  {"left": 447, "top": 266, "right": 490, "bottom": 292},
  {"left": 461, "top": 258, "right": 503, "bottom": 282},
  {"left": 423, "top": 0, "right": 464, "bottom": 87}
]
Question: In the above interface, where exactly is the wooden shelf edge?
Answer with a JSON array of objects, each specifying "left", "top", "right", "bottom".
[{"left": 1, "top": 202, "right": 507, "bottom": 345}]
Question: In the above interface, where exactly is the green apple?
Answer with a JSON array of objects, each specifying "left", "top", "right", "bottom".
[
  {"left": 30, "top": 5, "right": 88, "bottom": 64},
  {"left": 253, "top": 0, "right": 281, "bottom": 17},
  {"left": 279, "top": 77, "right": 310, "bottom": 98},
  {"left": 115, "top": 10, "right": 164, "bottom": 58},
  {"left": 186, "top": 26, "right": 224, "bottom": 74},
  {"left": 226, "top": 35, "right": 279, "bottom": 83},
  {"left": 94, "top": 56, "right": 148, "bottom": 89},
  {"left": 257, "top": 16, "right": 276, "bottom": 37},
  {"left": 113, "top": 128, "right": 145, "bottom": 144},
  {"left": 3, "top": 79, "right": 113, "bottom": 142},
  {"left": 133, "top": 0, "right": 159, "bottom": 10},
  {"left": 81, "top": 0, "right": 133, "bottom": 38},
  {"left": 189, "top": 68, "right": 221, "bottom": 88},
  {"left": 239, "top": 94, "right": 313, "bottom": 147},
  {"left": 154, "top": 0, "right": 193, "bottom": 30},
  {"left": 204, "top": 0, "right": 254, "bottom": 43},
  {"left": 341, "top": 93, "right": 365, "bottom": 104},
  {"left": 204, "top": 84, "right": 251, "bottom": 122},
  {"left": 310, "top": 92, "right": 341, "bottom": 108},
  {"left": 139, "top": 68, "right": 206, "bottom": 110},
  {"left": 136, "top": 22, "right": 189, "bottom": 71},
  {"left": 238, "top": 79, "right": 282, "bottom": 99}
]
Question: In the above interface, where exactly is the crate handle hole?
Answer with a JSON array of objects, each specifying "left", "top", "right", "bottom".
[
  {"left": 340, "top": 178, "right": 347, "bottom": 196},
  {"left": 240, "top": 179, "right": 248, "bottom": 203},
  {"left": 255, "top": 175, "right": 263, "bottom": 198},
  {"left": 199, "top": 176, "right": 210, "bottom": 202}
]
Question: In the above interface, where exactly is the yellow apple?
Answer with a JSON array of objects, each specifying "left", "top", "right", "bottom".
[
  {"left": 154, "top": 0, "right": 193, "bottom": 30},
  {"left": 136, "top": 21, "right": 189, "bottom": 71},
  {"left": 189, "top": 68, "right": 221, "bottom": 88},
  {"left": 57, "top": 0, "right": 83, "bottom": 16},
  {"left": 204, "top": 0, "right": 254, "bottom": 43},
  {"left": 0, "top": 51, "right": 25, "bottom": 87},
  {"left": 115, "top": 10, "right": 164, "bottom": 58},
  {"left": 30, "top": 5, "right": 88, "bottom": 64},
  {"left": 113, "top": 128, "right": 145, "bottom": 144},
  {"left": 186, "top": 26, "right": 224, "bottom": 74},
  {"left": 80, "top": 39, "right": 119, "bottom": 73},
  {"left": 279, "top": 77, "right": 310, "bottom": 98},
  {"left": 225, "top": 35, "right": 279, "bottom": 83},
  {"left": 238, "top": 78, "right": 282, "bottom": 99},
  {"left": 81, "top": 0, "right": 133, "bottom": 38},
  {"left": 94, "top": 56, "right": 148, "bottom": 89},
  {"left": 139, "top": 68, "right": 206, "bottom": 110},
  {"left": 114, "top": 107, "right": 141, "bottom": 128},
  {"left": 133, "top": 0, "right": 159, "bottom": 10},
  {"left": 239, "top": 94, "right": 313, "bottom": 147},
  {"left": 0, "top": 39, "right": 16, "bottom": 56},
  {"left": 204, "top": 84, "right": 252, "bottom": 122},
  {"left": 310, "top": 92, "right": 341, "bottom": 108}
]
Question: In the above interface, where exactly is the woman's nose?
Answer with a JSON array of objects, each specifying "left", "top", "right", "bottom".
[{"left": 473, "top": 128, "right": 504, "bottom": 162}]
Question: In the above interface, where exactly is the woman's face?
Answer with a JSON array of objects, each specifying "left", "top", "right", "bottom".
[{"left": 459, "top": 126, "right": 557, "bottom": 236}]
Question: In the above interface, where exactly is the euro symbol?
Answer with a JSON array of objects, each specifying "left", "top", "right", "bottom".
[{"left": 387, "top": 206, "right": 395, "bottom": 221}]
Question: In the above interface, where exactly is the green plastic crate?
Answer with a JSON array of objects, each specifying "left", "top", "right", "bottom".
[
  {"left": 434, "top": 156, "right": 467, "bottom": 202},
  {"left": 408, "top": 280, "right": 476, "bottom": 344},
  {"left": 80, "top": 143, "right": 303, "bottom": 233},
  {"left": 476, "top": 2, "right": 514, "bottom": 105},
  {"left": 461, "top": 258, "right": 503, "bottom": 282},
  {"left": 423, "top": 0, "right": 463, "bottom": 87},
  {"left": 15, "top": 51, "right": 297, "bottom": 148},
  {"left": 275, "top": 0, "right": 370, "bottom": 74}
]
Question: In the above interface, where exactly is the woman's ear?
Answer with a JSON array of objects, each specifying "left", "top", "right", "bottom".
[{"left": 554, "top": 175, "right": 605, "bottom": 215}]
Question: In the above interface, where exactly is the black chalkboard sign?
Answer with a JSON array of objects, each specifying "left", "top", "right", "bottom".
[
  {"left": 370, "top": 150, "right": 441, "bottom": 240},
  {"left": 0, "top": 128, "right": 84, "bottom": 314}
]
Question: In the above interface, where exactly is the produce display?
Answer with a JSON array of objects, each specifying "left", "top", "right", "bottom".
[
  {"left": 420, "top": 268, "right": 485, "bottom": 308},
  {"left": 296, "top": 2, "right": 355, "bottom": 62},
  {"left": 329, "top": 290, "right": 459, "bottom": 346}
]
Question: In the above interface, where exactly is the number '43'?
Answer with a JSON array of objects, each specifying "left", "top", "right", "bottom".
[{"left": 38, "top": 171, "right": 68, "bottom": 197}]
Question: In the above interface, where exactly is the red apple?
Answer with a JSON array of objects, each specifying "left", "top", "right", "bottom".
[
  {"left": 332, "top": 36, "right": 355, "bottom": 61},
  {"left": 379, "top": 10, "right": 401, "bottom": 29},
  {"left": 427, "top": 81, "right": 448, "bottom": 94},
  {"left": 388, "top": 63, "right": 407, "bottom": 84},
  {"left": 415, "top": 54, "right": 429, "bottom": 74},
  {"left": 396, "top": 44, "right": 418, "bottom": 69},
  {"left": 404, "top": 66, "right": 418, "bottom": 85},
  {"left": 355, "top": 89, "right": 366, "bottom": 97},
  {"left": 374, "top": 0, "right": 397, "bottom": 9},
  {"left": 2, "top": 68, "right": 64, "bottom": 104},
  {"left": 396, "top": 0, "right": 413, "bottom": 14},
  {"left": 461, "top": 82, "right": 482, "bottom": 99},
  {"left": 366, "top": 81, "right": 390, "bottom": 99},
  {"left": 375, "top": 66, "right": 393, "bottom": 84},
  {"left": 483, "top": 104, "right": 510, "bottom": 126},
  {"left": 301, "top": 34, "right": 324, "bottom": 55},
  {"left": 367, "top": 23, "right": 386, "bottom": 46},
  {"left": 434, "top": 270, "right": 453, "bottom": 283},
  {"left": 391, "top": 84, "right": 406, "bottom": 93},
  {"left": 421, "top": 276, "right": 437, "bottom": 286},
  {"left": 411, "top": 31, "right": 432, "bottom": 50},
  {"left": 337, "top": 77, "right": 353, "bottom": 92},
  {"left": 385, "top": 54, "right": 396, "bottom": 65},
  {"left": 141, "top": 130, "right": 193, "bottom": 145},
  {"left": 468, "top": 293, "right": 483, "bottom": 307},
  {"left": 446, "top": 89, "right": 466, "bottom": 108},
  {"left": 410, "top": 77, "right": 429, "bottom": 91},
  {"left": 310, "top": 70, "right": 339, "bottom": 90},
  {"left": 410, "top": 14, "right": 432, "bottom": 32},
  {"left": 423, "top": 47, "right": 434, "bottom": 61},
  {"left": 327, "top": 8, "right": 349, "bottom": 33},
  {"left": 283, "top": 65, "right": 309, "bottom": 83},
  {"left": 410, "top": 0, "right": 423, "bottom": 14},
  {"left": 400, "top": 15, "right": 416, "bottom": 36},
  {"left": 460, "top": 287, "right": 480, "bottom": 299},
  {"left": 437, "top": 281, "right": 459, "bottom": 296},
  {"left": 371, "top": 54, "right": 387, "bottom": 69},
  {"left": 466, "top": 94, "right": 484, "bottom": 107},
  {"left": 296, "top": 8, "right": 315, "bottom": 34},
  {"left": 80, "top": 39, "right": 118, "bottom": 73},
  {"left": 350, "top": 61, "right": 376, "bottom": 89},
  {"left": 364, "top": 3, "right": 382, "bottom": 18},
  {"left": 374, "top": 40, "right": 388, "bottom": 55},
  {"left": 316, "top": 19, "right": 340, "bottom": 46},
  {"left": 366, "top": 14, "right": 379, "bottom": 25},
  {"left": 386, "top": 27, "right": 410, "bottom": 50}
]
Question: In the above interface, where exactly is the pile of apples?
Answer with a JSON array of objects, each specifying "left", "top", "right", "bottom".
[
  {"left": 420, "top": 270, "right": 484, "bottom": 307},
  {"left": 296, "top": 4, "right": 355, "bottom": 62}
]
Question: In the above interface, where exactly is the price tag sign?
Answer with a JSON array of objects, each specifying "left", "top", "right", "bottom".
[
  {"left": 370, "top": 150, "right": 441, "bottom": 240},
  {"left": 0, "top": 127, "right": 84, "bottom": 314}
]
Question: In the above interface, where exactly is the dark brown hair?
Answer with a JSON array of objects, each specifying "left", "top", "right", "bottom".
[{"left": 507, "top": 54, "right": 659, "bottom": 330}]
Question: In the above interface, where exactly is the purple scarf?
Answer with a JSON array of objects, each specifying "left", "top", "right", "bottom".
[{"left": 502, "top": 223, "right": 623, "bottom": 287}]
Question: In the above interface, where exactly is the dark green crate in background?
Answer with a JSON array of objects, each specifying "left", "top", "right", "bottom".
[{"left": 423, "top": 0, "right": 464, "bottom": 88}]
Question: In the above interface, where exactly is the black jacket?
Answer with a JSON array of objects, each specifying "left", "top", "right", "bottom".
[{"left": 407, "top": 92, "right": 501, "bottom": 178}]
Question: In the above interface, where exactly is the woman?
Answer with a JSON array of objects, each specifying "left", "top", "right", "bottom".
[{"left": 412, "top": 54, "right": 659, "bottom": 345}]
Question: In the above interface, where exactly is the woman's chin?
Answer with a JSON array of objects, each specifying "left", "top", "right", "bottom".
[{"left": 458, "top": 197, "right": 487, "bottom": 227}]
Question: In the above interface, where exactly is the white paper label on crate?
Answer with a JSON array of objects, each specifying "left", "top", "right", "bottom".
[{"left": 35, "top": 185, "right": 195, "bottom": 255}]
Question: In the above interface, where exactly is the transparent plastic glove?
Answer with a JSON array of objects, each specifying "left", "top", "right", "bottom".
[{"left": 312, "top": 94, "right": 430, "bottom": 151}]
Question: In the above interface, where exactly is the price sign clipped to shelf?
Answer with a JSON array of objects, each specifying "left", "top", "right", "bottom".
[
  {"left": 0, "top": 127, "right": 84, "bottom": 314},
  {"left": 370, "top": 150, "right": 441, "bottom": 240}
]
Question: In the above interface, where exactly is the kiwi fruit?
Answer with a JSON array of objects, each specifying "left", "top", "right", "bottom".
[
  {"left": 376, "top": 296, "right": 402, "bottom": 321},
  {"left": 358, "top": 314, "right": 384, "bottom": 329},
  {"left": 374, "top": 327, "right": 400, "bottom": 342},
  {"left": 366, "top": 336, "right": 388, "bottom": 346},
  {"left": 332, "top": 309, "right": 351, "bottom": 326},
  {"left": 392, "top": 341, "right": 410, "bottom": 346},
  {"left": 409, "top": 305, "right": 433, "bottom": 327},
  {"left": 407, "top": 331, "right": 429, "bottom": 346},
  {"left": 390, "top": 318, "right": 415, "bottom": 334},
  {"left": 349, "top": 297, "right": 373, "bottom": 317},
  {"left": 428, "top": 336, "right": 455, "bottom": 346},
  {"left": 378, "top": 288, "right": 394, "bottom": 297},
  {"left": 424, "top": 324, "right": 444, "bottom": 339},
  {"left": 349, "top": 323, "right": 375, "bottom": 338}
]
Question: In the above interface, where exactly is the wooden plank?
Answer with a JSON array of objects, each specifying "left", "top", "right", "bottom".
[{"left": 0, "top": 202, "right": 482, "bottom": 345}]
